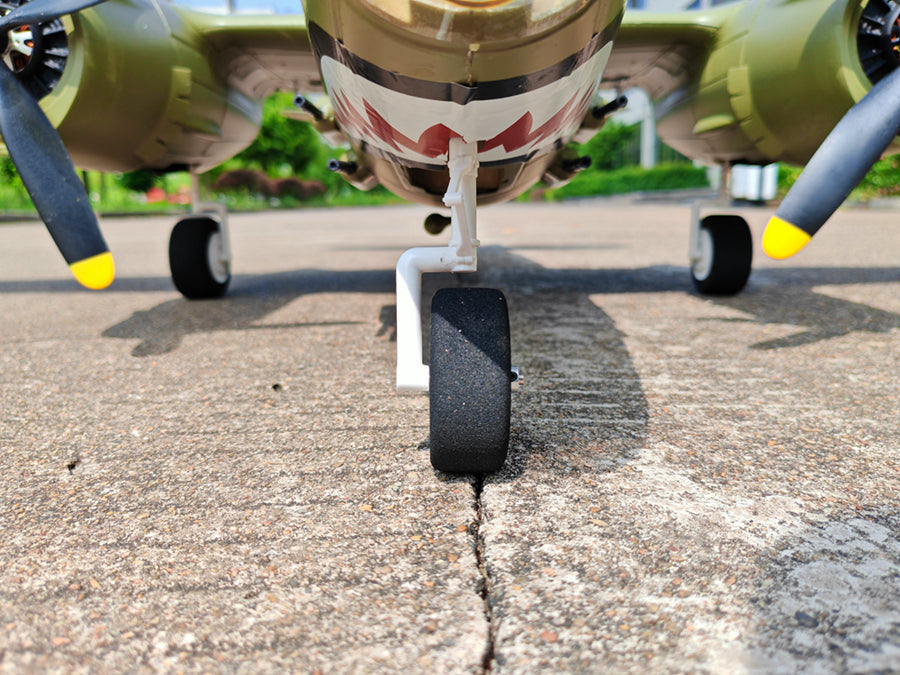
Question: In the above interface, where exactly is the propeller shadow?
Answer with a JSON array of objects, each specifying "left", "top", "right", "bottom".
[
  {"left": 712, "top": 267, "right": 900, "bottom": 349},
  {"left": 711, "top": 284, "right": 900, "bottom": 350}
]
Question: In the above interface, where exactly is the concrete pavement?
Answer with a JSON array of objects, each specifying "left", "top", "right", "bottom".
[{"left": 0, "top": 200, "right": 898, "bottom": 672}]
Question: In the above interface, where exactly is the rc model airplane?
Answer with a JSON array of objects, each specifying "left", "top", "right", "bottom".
[{"left": 1, "top": 0, "right": 895, "bottom": 473}]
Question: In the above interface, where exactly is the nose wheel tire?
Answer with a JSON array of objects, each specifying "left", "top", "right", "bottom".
[
  {"left": 429, "top": 287, "right": 511, "bottom": 474},
  {"left": 169, "top": 216, "right": 231, "bottom": 299},
  {"left": 691, "top": 215, "right": 753, "bottom": 296}
]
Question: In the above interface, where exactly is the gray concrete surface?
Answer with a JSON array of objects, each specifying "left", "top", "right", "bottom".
[{"left": 0, "top": 199, "right": 897, "bottom": 673}]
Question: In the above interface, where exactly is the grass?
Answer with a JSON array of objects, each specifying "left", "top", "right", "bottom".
[
  {"left": 542, "top": 163, "right": 710, "bottom": 200},
  {"left": 0, "top": 171, "right": 405, "bottom": 219}
]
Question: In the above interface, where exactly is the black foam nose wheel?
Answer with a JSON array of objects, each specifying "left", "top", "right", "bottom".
[{"left": 429, "top": 287, "right": 511, "bottom": 474}]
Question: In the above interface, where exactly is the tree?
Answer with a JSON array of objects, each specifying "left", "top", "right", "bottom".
[
  {"left": 579, "top": 121, "right": 641, "bottom": 171},
  {"left": 233, "top": 91, "right": 322, "bottom": 176},
  {"left": 116, "top": 170, "right": 159, "bottom": 193}
]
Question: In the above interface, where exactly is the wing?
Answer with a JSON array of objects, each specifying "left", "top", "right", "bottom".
[
  {"left": 601, "top": 9, "right": 725, "bottom": 100},
  {"left": 186, "top": 9, "right": 322, "bottom": 100}
]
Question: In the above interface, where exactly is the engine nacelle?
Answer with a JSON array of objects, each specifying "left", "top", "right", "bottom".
[
  {"left": 41, "top": 0, "right": 261, "bottom": 173},
  {"left": 657, "top": 0, "right": 876, "bottom": 166}
]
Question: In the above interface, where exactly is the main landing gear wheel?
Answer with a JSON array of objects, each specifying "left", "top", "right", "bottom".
[
  {"left": 169, "top": 216, "right": 230, "bottom": 299},
  {"left": 430, "top": 287, "right": 511, "bottom": 474},
  {"left": 691, "top": 215, "right": 753, "bottom": 296}
]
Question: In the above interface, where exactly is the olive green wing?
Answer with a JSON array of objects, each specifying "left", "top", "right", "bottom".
[
  {"left": 185, "top": 9, "right": 322, "bottom": 99},
  {"left": 602, "top": 9, "right": 727, "bottom": 99}
]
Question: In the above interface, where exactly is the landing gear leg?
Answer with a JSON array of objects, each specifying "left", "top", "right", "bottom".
[
  {"left": 395, "top": 138, "right": 517, "bottom": 474},
  {"left": 168, "top": 172, "right": 232, "bottom": 299}
]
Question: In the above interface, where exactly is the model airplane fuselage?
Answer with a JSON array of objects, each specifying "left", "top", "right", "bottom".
[{"left": 303, "top": 0, "right": 623, "bottom": 206}]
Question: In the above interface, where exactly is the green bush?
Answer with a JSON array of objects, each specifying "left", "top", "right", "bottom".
[
  {"left": 852, "top": 153, "right": 900, "bottom": 199},
  {"left": 579, "top": 121, "right": 641, "bottom": 170},
  {"left": 232, "top": 91, "right": 320, "bottom": 176},
  {"left": 116, "top": 170, "right": 159, "bottom": 193},
  {"left": 545, "top": 163, "right": 710, "bottom": 200},
  {"left": 777, "top": 154, "right": 900, "bottom": 201}
]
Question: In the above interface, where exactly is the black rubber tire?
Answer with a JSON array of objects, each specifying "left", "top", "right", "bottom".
[
  {"left": 430, "top": 288, "right": 511, "bottom": 474},
  {"left": 691, "top": 215, "right": 753, "bottom": 296},
  {"left": 169, "top": 217, "right": 230, "bottom": 299}
]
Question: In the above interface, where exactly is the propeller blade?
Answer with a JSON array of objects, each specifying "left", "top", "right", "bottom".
[
  {"left": 0, "top": 0, "right": 107, "bottom": 31},
  {"left": 763, "top": 65, "right": 900, "bottom": 259},
  {"left": 0, "top": 63, "right": 113, "bottom": 289}
]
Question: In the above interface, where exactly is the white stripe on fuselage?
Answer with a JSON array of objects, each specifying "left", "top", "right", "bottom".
[{"left": 321, "top": 43, "right": 612, "bottom": 167}]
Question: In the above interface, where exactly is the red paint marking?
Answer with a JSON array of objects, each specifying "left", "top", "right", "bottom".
[
  {"left": 482, "top": 89, "right": 594, "bottom": 154},
  {"left": 364, "top": 100, "right": 461, "bottom": 158},
  {"left": 331, "top": 86, "right": 594, "bottom": 160},
  {"left": 332, "top": 92, "right": 461, "bottom": 159}
]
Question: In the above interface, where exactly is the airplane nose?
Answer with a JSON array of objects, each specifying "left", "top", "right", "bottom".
[
  {"left": 357, "top": 0, "right": 609, "bottom": 40},
  {"left": 309, "top": 0, "right": 623, "bottom": 104},
  {"left": 443, "top": 0, "right": 516, "bottom": 6}
]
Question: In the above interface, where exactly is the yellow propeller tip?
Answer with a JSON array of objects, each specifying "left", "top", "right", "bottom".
[
  {"left": 69, "top": 252, "right": 115, "bottom": 290},
  {"left": 762, "top": 216, "right": 812, "bottom": 260}
]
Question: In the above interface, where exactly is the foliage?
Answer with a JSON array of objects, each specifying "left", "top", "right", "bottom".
[
  {"left": 775, "top": 163, "right": 801, "bottom": 196},
  {"left": 544, "top": 163, "right": 710, "bottom": 200},
  {"left": 0, "top": 157, "right": 22, "bottom": 185},
  {"left": 852, "top": 153, "right": 900, "bottom": 199},
  {"left": 116, "top": 170, "right": 160, "bottom": 193},
  {"left": 777, "top": 154, "right": 900, "bottom": 201},
  {"left": 0, "top": 157, "right": 31, "bottom": 213},
  {"left": 529, "top": 119, "right": 706, "bottom": 201},
  {"left": 579, "top": 121, "right": 641, "bottom": 170},
  {"left": 231, "top": 91, "right": 322, "bottom": 177}
]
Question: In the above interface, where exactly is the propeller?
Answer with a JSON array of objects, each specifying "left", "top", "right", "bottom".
[
  {"left": 0, "top": 0, "right": 113, "bottom": 289},
  {"left": 762, "top": 63, "right": 900, "bottom": 260}
]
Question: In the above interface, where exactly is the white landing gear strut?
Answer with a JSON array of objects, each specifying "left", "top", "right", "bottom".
[
  {"left": 190, "top": 171, "right": 232, "bottom": 285},
  {"left": 396, "top": 138, "right": 480, "bottom": 392}
]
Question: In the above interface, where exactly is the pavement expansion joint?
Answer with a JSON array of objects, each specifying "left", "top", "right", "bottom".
[{"left": 473, "top": 476, "right": 497, "bottom": 673}]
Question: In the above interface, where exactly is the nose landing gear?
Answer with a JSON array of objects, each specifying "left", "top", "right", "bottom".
[{"left": 395, "top": 138, "right": 517, "bottom": 474}]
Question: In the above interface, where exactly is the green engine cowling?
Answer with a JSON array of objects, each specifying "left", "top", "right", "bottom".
[
  {"left": 41, "top": 0, "right": 261, "bottom": 173},
  {"left": 658, "top": 0, "right": 876, "bottom": 166}
]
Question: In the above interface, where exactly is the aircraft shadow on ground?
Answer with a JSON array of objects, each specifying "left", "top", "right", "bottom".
[
  {"left": 3, "top": 247, "right": 895, "bottom": 358},
  {"left": 6, "top": 248, "right": 896, "bottom": 479},
  {"left": 711, "top": 268, "right": 900, "bottom": 350}
]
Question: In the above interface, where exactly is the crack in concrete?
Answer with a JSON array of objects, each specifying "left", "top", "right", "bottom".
[{"left": 473, "top": 476, "right": 496, "bottom": 673}]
